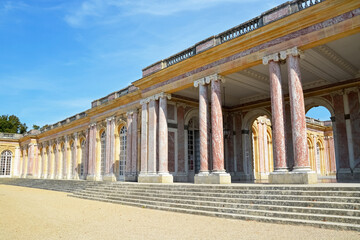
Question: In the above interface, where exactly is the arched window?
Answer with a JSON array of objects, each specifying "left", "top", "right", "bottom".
[
  {"left": 0, "top": 150, "right": 12, "bottom": 176},
  {"left": 119, "top": 126, "right": 127, "bottom": 178},
  {"left": 100, "top": 131, "right": 106, "bottom": 176},
  {"left": 80, "top": 140, "right": 86, "bottom": 176}
]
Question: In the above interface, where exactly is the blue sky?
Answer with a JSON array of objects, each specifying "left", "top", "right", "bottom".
[{"left": 1, "top": 0, "right": 330, "bottom": 129}]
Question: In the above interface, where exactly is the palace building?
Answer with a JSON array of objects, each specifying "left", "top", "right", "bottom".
[{"left": 0, "top": 0, "right": 359, "bottom": 184}]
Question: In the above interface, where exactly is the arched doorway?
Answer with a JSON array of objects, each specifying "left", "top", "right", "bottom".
[
  {"left": 0, "top": 150, "right": 12, "bottom": 176},
  {"left": 251, "top": 115, "right": 273, "bottom": 181},
  {"left": 187, "top": 117, "right": 200, "bottom": 182},
  {"left": 305, "top": 104, "right": 336, "bottom": 179}
]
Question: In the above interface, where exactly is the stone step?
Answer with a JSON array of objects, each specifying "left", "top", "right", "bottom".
[
  {"left": 76, "top": 187, "right": 360, "bottom": 204},
  {"left": 69, "top": 194, "right": 360, "bottom": 231},
  {"left": 85, "top": 185, "right": 360, "bottom": 197},
  {"left": 73, "top": 190, "right": 360, "bottom": 217},
  {"left": 108, "top": 182, "right": 360, "bottom": 192},
  {"left": 75, "top": 189, "right": 360, "bottom": 210}
]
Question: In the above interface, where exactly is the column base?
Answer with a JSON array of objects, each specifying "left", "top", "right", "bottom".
[
  {"left": 103, "top": 174, "right": 117, "bottom": 182},
  {"left": 269, "top": 171, "right": 317, "bottom": 184},
  {"left": 26, "top": 174, "right": 34, "bottom": 179},
  {"left": 86, "top": 175, "right": 97, "bottom": 181},
  {"left": 138, "top": 173, "right": 173, "bottom": 183},
  {"left": 194, "top": 172, "right": 231, "bottom": 184}
]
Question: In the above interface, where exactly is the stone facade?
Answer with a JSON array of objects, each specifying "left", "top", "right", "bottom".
[{"left": 0, "top": 0, "right": 359, "bottom": 183}]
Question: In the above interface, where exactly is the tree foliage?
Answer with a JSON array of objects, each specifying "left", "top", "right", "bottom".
[
  {"left": 33, "top": 124, "right": 40, "bottom": 130},
  {"left": 0, "top": 115, "right": 28, "bottom": 134}
]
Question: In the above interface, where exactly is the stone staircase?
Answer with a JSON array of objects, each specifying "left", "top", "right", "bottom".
[
  {"left": 1, "top": 179, "right": 359, "bottom": 231},
  {"left": 0, "top": 178, "right": 104, "bottom": 193},
  {"left": 70, "top": 182, "right": 360, "bottom": 231}
]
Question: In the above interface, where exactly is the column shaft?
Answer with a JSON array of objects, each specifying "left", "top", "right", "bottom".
[
  {"left": 131, "top": 112, "right": 138, "bottom": 174},
  {"left": 199, "top": 84, "right": 209, "bottom": 172},
  {"left": 158, "top": 97, "right": 168, "bottom": 173},
  {"left": 105, "top": 119, "right": 111, "bottom": 175},
  {"left": 287, "top": 55, "right": 310, "bottom": 170},
  {"left": 148, "top": 100, "right": 157, "bottom": 174},
  {"left": 141, "top": 103, "right": 148, "bottom": 174},
  {"left": 269, "top": 60, "right": 287, "bottom": 171},
  {"left": 211, "top": 79, "right": 225, "bottom": 172},
  {"left": 126, "top": 114, "right": 132, "bottom": 174}
]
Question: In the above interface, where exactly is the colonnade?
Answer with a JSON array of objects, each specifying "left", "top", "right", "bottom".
[{"left": 263, "top": 47, "right": 317, "bottom": 183}]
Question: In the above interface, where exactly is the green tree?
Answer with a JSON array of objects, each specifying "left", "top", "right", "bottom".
[
  {"left": 0, "top": 115, "right": 28, "bottom": 134},
  {"left": 33, "top": 124, "right": 40, "bottom": 130}
]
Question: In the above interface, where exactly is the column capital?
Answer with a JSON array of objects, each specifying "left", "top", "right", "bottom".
[
  {"left": 154, "top": 92, "right": 171, "bottom": 100},
  {"left": 344, "top": 87, "right": 359, "bottom": 94},
  {"left": 262, "top": 52, "right": 280, "bottom": 65},
  {"left": 106, "top": 116, "right": 115, "bottom": 122},
  {"left": 194, "top": 74, "right": 225, "bottom": 87},
  {"left": 127, "top": 109, "right": 138, "bottom": 117},
  {"left": 280, "top": 47, "right": 304, "bottom": 60},
  {"left": 89, "top": 123, "right": 97, "bottom": 128}
]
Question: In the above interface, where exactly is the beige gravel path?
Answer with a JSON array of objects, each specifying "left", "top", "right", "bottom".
[{"left": 0, "top": 184, "right": 359, "bottom": 240}]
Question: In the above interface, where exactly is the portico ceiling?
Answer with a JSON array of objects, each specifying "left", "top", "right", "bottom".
[{"left": 175, "top": 33, "right": 360, "bottom": 108}]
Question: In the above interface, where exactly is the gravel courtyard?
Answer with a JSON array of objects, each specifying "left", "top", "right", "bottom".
[{"left": 0, "top": 184, "right": 358, "bottom": 240}]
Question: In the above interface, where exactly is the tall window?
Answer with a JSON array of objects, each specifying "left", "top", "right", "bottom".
[
  {"left": 187, "top": 118, "right": 200, "bottom": 173},
  {"left": 0, "top": 150, "right": 12, "bottom": 176},
  {"left": 119, "top": 126, "right": 127, "bottom": 178},
  {"left": 71, "top": 142, "right": 76, "bottom": 177},
  {"left": 100, "top": 131, "right": 106, "bottom": 176},
  {"left": 80, "top": 140, "right": 86, "bottom": 176}
]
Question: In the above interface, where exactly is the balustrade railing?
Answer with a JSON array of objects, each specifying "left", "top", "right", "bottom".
[
  {"left": 219, "top": 17, "right": 262, "bottom": 43},
  {"left": 142, "top": 0, "right": 326, "bottom": 76},
  {"left": 166, "top": 47, "right": 196, "bottom": 67},
  {"left": 298, "top": 0, "right": 323, "bottom": 10}
]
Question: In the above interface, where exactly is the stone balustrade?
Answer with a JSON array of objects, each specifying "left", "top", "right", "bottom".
[{"left": 141, "top": 0, "right": 324, "bottom": 77}]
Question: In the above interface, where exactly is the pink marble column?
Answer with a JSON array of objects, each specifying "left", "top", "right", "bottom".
[
  {"left": 148, "top": 99, "right": 157, "bottom": 174},
  {"left": 88, "top": 124, "right": 97, "bottom": 176},
  {"left": 84, "top": 129, "right": 89, "bottom": 177},
  {"left": 55, "top": 142, "right": 60, "bottom": 178},
  {"left": 140, "top": 102, "right": 148, "bottom": 174},
  {"left": 131, "top": 111, "right": 138, "bottom": 174},
  {"left": 105, "top": 118, "right": 111, "bottom": 175},
  {"left": 211, "top": 78, "right": 225, "bottom": 172},
  {"left": 110, "top": 118, "right": 115, "bottom": 175},
  {"left": 287, "top": 54, "right": 310, "bottom": 171},
  {"left": 126, "top": 113, "right": 133, "bottom": 175},
  {"left": 72, "top": 133, "right": 78, "bottom": 179},
  {"left": 268, "top": 60, "right": 287, "bottom": 171},
  {"left": 199, "top": 83, "right": 209, "bottom": 173},
  {"left": 63, "top": 137, "right": 68, "bottom": 178},
  {"left": 158, "top": 96, "right": 169, "bottom": 174},
  {"left": 22, "top": 148, "right": 26, "bottom": 177},
  {"left": 27, "top": 144, "right": 34, "bottom": 177}
]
